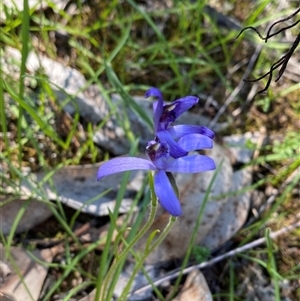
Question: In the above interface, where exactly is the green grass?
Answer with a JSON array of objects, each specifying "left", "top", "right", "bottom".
[{"left": 1, "top": 0, "right": 299, "bottom": 300}]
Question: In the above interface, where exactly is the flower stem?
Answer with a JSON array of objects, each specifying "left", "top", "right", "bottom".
[
  {"left": 100, "top": 173, "right": 158, "bottom": 300},
  {"left": 119, "top": 215, "right": 177, "bottom": 301}
]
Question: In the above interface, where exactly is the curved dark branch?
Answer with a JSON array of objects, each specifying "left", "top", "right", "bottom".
[
  {"left": 235, "top": 7, "right": 300, "bottom": 93},
  {"left": 265, "top": 7, "right": 300, "bottom": 42}
]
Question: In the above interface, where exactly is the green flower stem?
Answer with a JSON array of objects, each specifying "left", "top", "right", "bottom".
[
  {"left": 100, "top": 174, "right": 158, "bottom": 301},
  {"left": 119, "top": 215, "right": 177, "bottom": 301}
]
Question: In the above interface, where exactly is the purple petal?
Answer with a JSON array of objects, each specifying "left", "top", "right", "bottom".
[
  {"left": 169, "top": 125, "right": 215, "bottom": 139},
  {"left": 145, "top": 87, "right": 163, "bottom": 100},
  {"left": 178, "top": 134, "right": 213, "bottom": 151},
  {"left": 154, "top": 170, "right": 182, "bottom": 216},
  {"left": 97, "top": 157, "right": 156, "bottom": 180},
  {"left": 165, "top": 155, "right": 216, "bottom": 173},
  {"left": 156, "top": 130, "right": 188, "bottom": 158},
  {"left": 152, "top": 100, "right": 163, "bottom": 132},
  {"left": 145, "top": 87, "right": 164, "bottom": 132},
  {"left": 170, "top": 96, "right": 199, "bottom": 119},
  {"left": 158, "top": 96, "right": 198, "bottom": 130}
]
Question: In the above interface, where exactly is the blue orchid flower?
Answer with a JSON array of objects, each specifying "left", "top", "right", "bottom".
[
  {"left": 97, "top": 138, "right": 215, "bottom": 216},
  {"left": 97, "top": 88, "right": 216, "bottom": 216}
]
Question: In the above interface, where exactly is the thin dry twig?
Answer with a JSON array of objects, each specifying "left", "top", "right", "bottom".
[
  {"left": 235, "top": 8, "right": 300, "bottom": 43},
  {"left": 235, "top": 7, "right": 300, "bottom": 94},
  {"left": 131, "top": 221, "right": 300, "bottom": 296}
]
